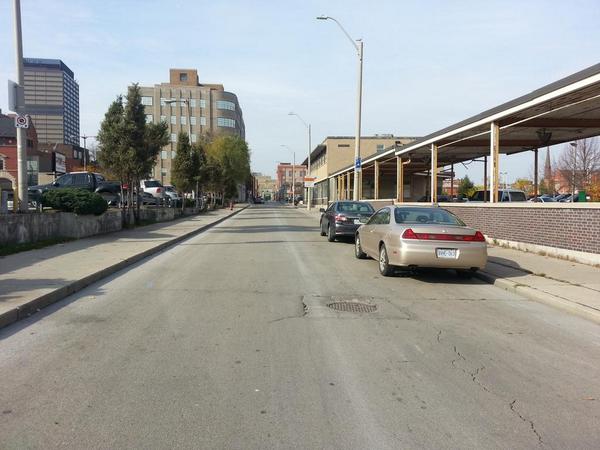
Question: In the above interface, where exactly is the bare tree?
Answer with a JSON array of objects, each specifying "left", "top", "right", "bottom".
[{"left": 555, "top": 138, "right": 600, "bottom": 193}]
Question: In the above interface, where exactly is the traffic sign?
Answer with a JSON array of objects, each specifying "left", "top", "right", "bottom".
[
  {"left": 355, "top": 157, "right": 362, "bottom": 171},
  {"left": 7, "top": 80, "right": 24, "bottom": 112},
  {"left": 15, "top": 115, "right": 29, "bottom": 129},
  {"left": 304, "top": 177, "right": 316, "bottom": 188}
]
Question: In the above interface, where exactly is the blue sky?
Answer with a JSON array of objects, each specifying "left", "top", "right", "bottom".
[{"left": 1, "top": 0, "right": 599, "bottom": 182}]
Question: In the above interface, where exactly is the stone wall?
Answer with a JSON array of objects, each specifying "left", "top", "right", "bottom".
[{"left": 0, "top": 210, "right": 122, "bottom": 245}]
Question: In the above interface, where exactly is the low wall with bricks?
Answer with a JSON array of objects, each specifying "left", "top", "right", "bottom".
[{"left": 441, "top": 203, "right": 600, "bottom": 255}]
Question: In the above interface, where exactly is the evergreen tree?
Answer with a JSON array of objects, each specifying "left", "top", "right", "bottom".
[{"left": 171, "top": 132, "right": 200, "bottom": 211}]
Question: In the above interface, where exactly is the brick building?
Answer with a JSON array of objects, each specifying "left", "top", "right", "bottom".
[{"left": 276, "top": 163, "right": 306, "bottom": 199}]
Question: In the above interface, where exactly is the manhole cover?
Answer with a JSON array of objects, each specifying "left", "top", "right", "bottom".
[{"left": 327, "top": 301, "right": 377, "bottom": 313}]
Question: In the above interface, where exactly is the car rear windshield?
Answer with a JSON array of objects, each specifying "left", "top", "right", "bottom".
[
  {"left": 394, "top": 207, "right": 465, "bottom": 226},
  {"left": 144, "top": 180, "right": 162, "bottom": 187},
  {"left": 337, "top": 202, "right": 374, "bottom": 213}
]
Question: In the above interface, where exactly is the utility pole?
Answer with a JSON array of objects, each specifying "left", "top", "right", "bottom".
[{"left": 13, "top": 0, "right": 27, "bottom": 212}]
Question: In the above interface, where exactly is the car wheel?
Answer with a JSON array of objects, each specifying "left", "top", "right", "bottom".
[
  {"left": 320, "top": 220, "right": 326, "bottom": 236},
  {"left": 355, "top": 234, "right": 367, "bottom": 259},
  {"left": 379, "top": 243, "right": 394, "bottom": 276},
  {"left": 327, "top": 223, "right": 336, "bottom": 242}
]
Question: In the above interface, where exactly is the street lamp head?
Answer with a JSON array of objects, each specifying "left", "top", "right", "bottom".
[{"left": 316, "top": 15, "right": 329, "bottom": 20}]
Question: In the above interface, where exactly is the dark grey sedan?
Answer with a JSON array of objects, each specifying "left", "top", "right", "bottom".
[{"left": 319, "top": 201, "right": 375, "bottom": 242}]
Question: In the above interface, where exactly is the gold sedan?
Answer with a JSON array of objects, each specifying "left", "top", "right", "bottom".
[{"left": 354, "top": 205, "right": 487, "bottom": 277}]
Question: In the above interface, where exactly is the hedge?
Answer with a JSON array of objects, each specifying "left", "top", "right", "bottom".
[{"left": 41, "top": 189, "right": 108, "bottom": 215}]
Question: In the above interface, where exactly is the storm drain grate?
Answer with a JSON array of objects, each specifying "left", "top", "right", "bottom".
[{"left": 326, "top": 301, "right": 377, "bottom": 313}]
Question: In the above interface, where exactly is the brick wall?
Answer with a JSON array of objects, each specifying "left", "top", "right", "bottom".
[{"left": 444, "top": 205, "right": 600, "bottom": 255}]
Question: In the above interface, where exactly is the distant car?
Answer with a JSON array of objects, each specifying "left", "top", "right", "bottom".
[
  {"left": 141, "top": 191, "right": 158, "bottom": 205},
  {"left": 355, "top": 205, "right": 487, "bottom": 277},
  {"left": 254, "top": 196, "right": 264, "bottom": 204},
  {"left": 554, "top": 193, "right": 570, "bottom": 202},
  {"left": 140, "top": 180, "right": 167, "bottom": 203},
  {"left": 163, "top": 185, "right": 182, "bottom": 207},
  {"left": 529, "top": 195, "right": 556, "bottom": 203},
  {"left": 470, "top": 189, "right": 527, "bottom": 202},
  {"left": 320, "top": 201, "right": 375, "bottom": 242}
]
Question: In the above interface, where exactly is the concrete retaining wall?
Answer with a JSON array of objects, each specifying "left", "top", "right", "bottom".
[{"left": 0, "top": 210, "right": 122, "bottom": 245}]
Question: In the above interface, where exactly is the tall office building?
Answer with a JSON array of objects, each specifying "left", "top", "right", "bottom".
[
  {"left": 140, "top": 68, "right": 245, "bottom": 184},
  {"left": 23, "top": 58, "right": 80, "bottom": 146}
]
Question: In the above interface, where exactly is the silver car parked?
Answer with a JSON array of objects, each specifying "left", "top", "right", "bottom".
[{"left": 355, "top": 205, "right": 487, "bottom": 277}]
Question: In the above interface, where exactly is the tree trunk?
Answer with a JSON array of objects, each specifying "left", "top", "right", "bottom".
[{"left": 134, "top": 177, "right": 141, "bottom": 224}]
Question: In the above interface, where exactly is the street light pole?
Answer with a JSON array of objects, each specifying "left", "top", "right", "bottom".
[
  {"left": 288, "top": 112, "right": 311, "bottom": 209},
  {"left": 317, "top": 15, "right": 363, "bottom": 201},
  {"left": 13, "top": 0, "right": 27, "bottom": 212}
]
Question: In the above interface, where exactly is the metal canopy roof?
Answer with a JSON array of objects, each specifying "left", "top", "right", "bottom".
[{"left": 395, "top": 62, "right": 600, "bottom": 165}]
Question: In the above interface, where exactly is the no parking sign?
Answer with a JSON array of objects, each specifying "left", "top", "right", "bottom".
[{"left": 15, "top": 115, "right": 29, "bottom": 129}]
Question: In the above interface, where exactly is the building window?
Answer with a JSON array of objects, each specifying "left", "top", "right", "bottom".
[
  {"left": 161, "top": 150, "right": 167, "bottom": 160},
  {"left": 338, "top": 144, "right": 350, "bottom": 148},
  {"left": 190, "top": 117, "right": 196, "bottom": 126},
  {"left": 376, "top": 144, "right": 384, "bottom": 151},
  {"left": 0, "top": 157, "right": 4, "bottom": 170},
  {"left": 170, "top": 98, "right": 176, "bottom": 106},
  {"left": 171, "top": 151, "right": 176, "bottom": 158},
  {"left": 216, "top": 100, "right": 235, "bottom": 111},
  {"left": 190, "top": 99, "right": 196, "bottom": 108},
  {"left": 200, "top": 116, "right": 207, "bottom": 126},
  {"left": 161, "top": 168, "right": 167, "bottom": 176},
  {"left": 145, "top": 114, "right": 153, "bottom": 124},
  {"left": 180, "top": 116, "right": 187, "bottom": 125},
  {"left": 160, "top": 115, "right": 166, "bottom": 122},
  {"left": 170, "top": 116, "right": 176, "bottom": 125},
  {"left": 199, "top": 99, "right": 206, "bottom": 108},
  {"left": 180, "top": 73, "right": 188, "bottom": 82},
  {"left": 170, "top": 133, "right": 177, "bottom": 142},
  {"left": 191, "top": 134, "right": 197, "bottom": 143},
  {"left": 217, "top": 117, "right": 236, "bottom": 128},
  {"left": 160, "top": 97, "right": 166, "bottom": 106},
  {"left": 141, "top": 96, "right": 153, "bottom": 106}
]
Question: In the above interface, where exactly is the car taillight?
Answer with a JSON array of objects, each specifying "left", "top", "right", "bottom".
[
  {"left": 156, "top": 188, "right": 162, "bottom": 193},
  {"left": 335, "top": 214, "right": 347, "bottom": 223},
  {"left": 402, "top": 228, "right": 419, "bottom": 239},
  {"left": 402, "top": 228, "right": 486, "bottom": 242}
]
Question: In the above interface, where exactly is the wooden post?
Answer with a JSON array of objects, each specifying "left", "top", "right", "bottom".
[
  {"left": 483, "top": 156, "right": 488, "bottom": 202},
  {"left": 359, "top": 169, "right": 363, "bottom": 200},
  {"left": 431, "top": 143, "right": 438, "bottom": 203},
  {"left": 450, "top": 162, "right": 454, "bottom": 198},
  {"left": 347, "top": 172, "right": 351, "bottom": 200},
  {"left": 534, "top": 148, "right": 539, "bottom": 198},
  {"left": 490, "top": 122, "right": 500, "bottom": 202},
  {"left": 374, "top": 160, "right": 380, "bottom": 200},
  {"left": 396, "top": 156, "right": 403, "bottom": 203}
]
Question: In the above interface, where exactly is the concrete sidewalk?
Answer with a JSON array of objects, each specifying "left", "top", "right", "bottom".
[
  {"left": 297, "top": 205, "right": 600, "bottom": 323},
  {"left": 0, "top": 205, "right": 246, "bottom": 328}
]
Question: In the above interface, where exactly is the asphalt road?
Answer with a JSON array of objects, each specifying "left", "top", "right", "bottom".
[{"left": 1, "top": 203, "right": 599, "bottom": 449}]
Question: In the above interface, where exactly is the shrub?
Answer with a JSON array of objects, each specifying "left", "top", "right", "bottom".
[{"left": 42, "top": 189, "right": 108, "bottom": 215}]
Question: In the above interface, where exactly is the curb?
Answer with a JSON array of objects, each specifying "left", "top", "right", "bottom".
[
  {"left": 474, "top": 270, "right": 600, "bottom": 324},
  {"left": 0, "top": 206, "right": 248, "bottom": 330}
]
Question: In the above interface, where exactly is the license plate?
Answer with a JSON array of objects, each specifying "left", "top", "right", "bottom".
[{"left": 436, "top": 248, "right": 458, "bottom": 259}]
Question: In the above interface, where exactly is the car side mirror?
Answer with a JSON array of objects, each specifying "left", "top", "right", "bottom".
[{"left": 319, "top": 208, "right": 325, "bottom": 213}]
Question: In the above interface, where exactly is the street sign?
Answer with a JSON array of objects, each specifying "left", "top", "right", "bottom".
[
  {"left": 53, "top": 152, "right": 66, "bottom": 174},
  {"left": 7, "top": 80, "right": 24, "bottom": 112},
  {"left": 15, "top": 115, "right": 29, "bottom": 129},
  {"left": 355, "top": 157, "right": 362, "bottom": 172},
  {"left": 304, "top": 177, "right": 316, "bottom": 188}
]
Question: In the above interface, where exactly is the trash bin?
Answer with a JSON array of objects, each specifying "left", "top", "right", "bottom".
[{"left": 578, "top": 190, "right": 587, "bottom": 202}]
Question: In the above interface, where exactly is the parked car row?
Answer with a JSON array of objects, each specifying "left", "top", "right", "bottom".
[
  {"left": 320, "top": 201, "right": 488, "bottom": 278},
  {"left": 26, "top": 172, "right": 185, "bottom": 209}
]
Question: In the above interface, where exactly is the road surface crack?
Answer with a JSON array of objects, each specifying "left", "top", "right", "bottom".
[
  {"left": 509, "top": 400, "right": 544, "bottom": 445},
  {"left": 451, "top": 346, "right": 491, "bottom": 393}
]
